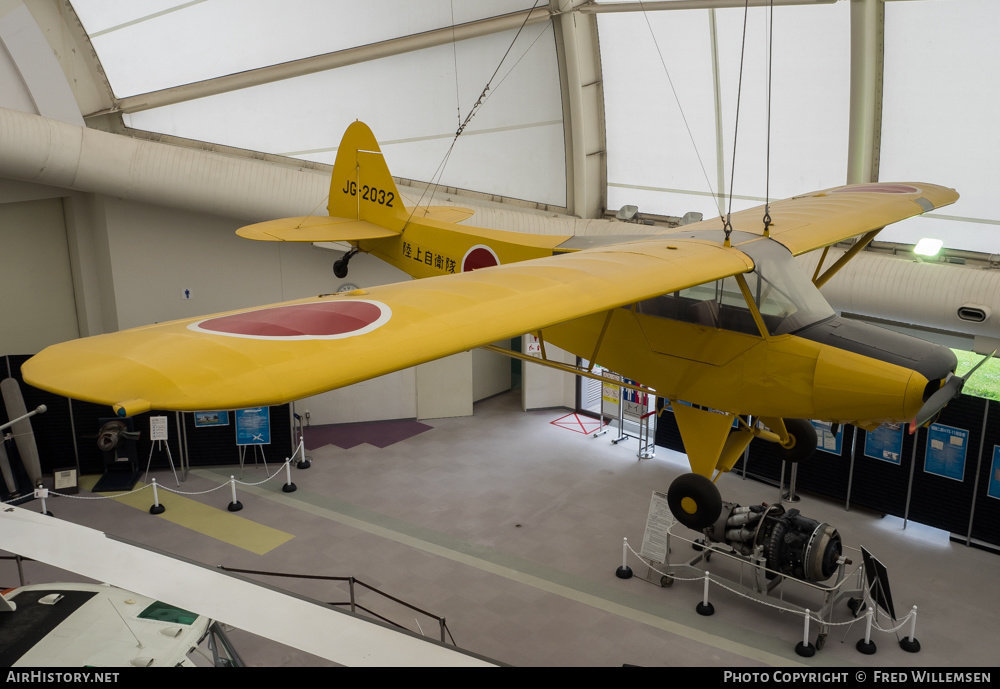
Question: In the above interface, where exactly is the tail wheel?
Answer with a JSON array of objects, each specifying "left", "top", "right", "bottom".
[
  {"left": 776, "top": 418, "right": 817, "bottom": 464},
  {"left": 667, "top": 473, "right": 722, "bottom": 531}
]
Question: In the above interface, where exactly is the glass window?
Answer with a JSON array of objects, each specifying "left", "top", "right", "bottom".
[
  {"left": 600, "top": 4, "right": 849, "bottom": 221},
  {"left": 879, "top": 0, "right": 1000, "bottom": 253},
  {"left": 72, "top": 0, "right": 536, "bottom": 97},
  {"left": 632, "top": 236, "right": 834, "bottom": 336}
]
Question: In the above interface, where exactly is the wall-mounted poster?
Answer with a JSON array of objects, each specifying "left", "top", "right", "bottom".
[
  {"left": 195, "top": 411, "right": 230, "bottom": 427},
  {"left": 864, "top": 424, "right": 904, "bottom": 465},
  {"left": 988, "top": 446, "right": 1000, "bottom": 501},
  {"left": 235, "top": 408, "right": 270, "bottom": 446},
  {"left": 924, "top": 422, "right": 968, "bottom": 482},
  {"left": 811, "top": 420, "right": 843, "bottom": 455}
]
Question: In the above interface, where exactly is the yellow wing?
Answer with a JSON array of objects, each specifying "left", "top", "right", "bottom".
[
  {"left": 667, "top": 182, "right": 959, "bottom": 255},
  {"left": 22, "top": 238, "right": 753, "bottom": 415}
]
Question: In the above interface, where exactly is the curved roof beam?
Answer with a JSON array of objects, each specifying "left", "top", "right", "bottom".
[
  {"left": 86, "top": 7, "right": 552, "bottom": 118},
  {"left": 552, "top": 0, "right": 604, "bottom": 219},
  {"left": 578, "top": 0, "right": 836, "bottom": 12}
]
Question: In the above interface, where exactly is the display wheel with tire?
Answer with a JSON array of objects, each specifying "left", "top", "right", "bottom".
[
  {"left": 666, "top": 473, "right": 723, "bottom": 530},
  {"left": 775, "top": 418, "right": 818, "bottom": 463}
]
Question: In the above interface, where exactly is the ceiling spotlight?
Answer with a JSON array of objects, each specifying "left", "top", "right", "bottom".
[
  {"left": 914, "top": 238, "right": 943, "bottom": 257},
  {"left": 616, "top": 205, "right": 639, "bottom": 223}
]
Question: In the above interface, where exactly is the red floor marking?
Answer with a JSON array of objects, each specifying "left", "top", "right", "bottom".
[{"left": 551, "top": 413, "right": 603, "bottom": 435}]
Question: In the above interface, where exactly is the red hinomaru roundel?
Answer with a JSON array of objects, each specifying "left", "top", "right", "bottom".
[
  {"left": 461, "top": 244, "right": 500, "bottom": 272},
  {"left": 188, "top": 300, "right": 391, "bottom": 340}
]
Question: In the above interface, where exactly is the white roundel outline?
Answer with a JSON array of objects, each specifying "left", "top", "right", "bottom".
[
  {"left": 187, "top": 299, "right": 392, "bottom": 341},
  {"left": 831, "top": 184, "right": 920, "bottom": 195},
  {"left": 461, "top": 244, "right": 500, "bottom": 271}
]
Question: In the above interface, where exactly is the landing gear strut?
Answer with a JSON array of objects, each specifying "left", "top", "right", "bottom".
[
  {"left": 333, "top": 248, "right": 359, "bottom": 279},
  {"left": 774, "top": 418, "right": 817, "bottom": 464}
]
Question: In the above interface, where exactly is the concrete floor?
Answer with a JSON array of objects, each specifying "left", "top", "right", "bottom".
[{"left": 3, "top": 390, "right": 998, "bottom": 667}]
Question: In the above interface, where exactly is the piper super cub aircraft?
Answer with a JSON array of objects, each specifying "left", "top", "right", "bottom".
[{"left": 22, "top": 121, "right": 975, "bottom": 532}]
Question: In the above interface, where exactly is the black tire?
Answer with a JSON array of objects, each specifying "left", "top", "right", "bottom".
[
  {"left": 333, "top": 260, "right": 349, "bottom": 279},
  {"left": 775, "top": 418, "right": 817, "bottom": 463},
  {"left": 667, "top": 473, "right": 722, "bottom": 530}
]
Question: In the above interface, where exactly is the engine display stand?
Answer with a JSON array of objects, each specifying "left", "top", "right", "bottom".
[{"left": 636, "top": 523, "right": 864, "bottom": 652}]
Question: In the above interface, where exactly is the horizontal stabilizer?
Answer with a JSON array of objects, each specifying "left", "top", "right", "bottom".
[
  {"left": 236, "top": 216, "right": 400, "bottom": 242},
  {"left": 411, "top": 206, "right": 476, "bottom": 224},
  {"left": 236, "top": 207, "right": 474, "bottom": 242}
]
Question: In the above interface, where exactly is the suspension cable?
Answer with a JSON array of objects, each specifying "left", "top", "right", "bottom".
[
  {"left": 762, "top": 0, "right": 774, "bottom": 236},
  {"left": 723, "top": 0, "right": 751, "bottom": 246},
  {"left": 637, "top": 1, "right": 719, "bottom": 212},
  {"left": 406, "top": 0, "right": 544, "bottom": 221}
]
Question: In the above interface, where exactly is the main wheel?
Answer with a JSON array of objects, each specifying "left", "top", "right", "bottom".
[
  {"left": 333, "top": 260, "right": 349, "bottom": 278},
  {"left": 667, "top": 473, "right": 722, "bottom": 531},
  {"left": 775, "top": 418, "right": 817, "bottom": 463}
]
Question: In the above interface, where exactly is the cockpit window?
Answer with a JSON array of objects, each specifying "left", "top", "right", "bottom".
[
  {"left": 745, "top": 239, "right": 835, "bottom": 334},
  {"left": 632, "top": 238, "right": 834, "bottom": 336}
]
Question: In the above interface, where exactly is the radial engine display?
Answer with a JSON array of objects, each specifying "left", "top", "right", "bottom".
[{"left": 703, "top": 502, "right": 843, "bottom": 583}]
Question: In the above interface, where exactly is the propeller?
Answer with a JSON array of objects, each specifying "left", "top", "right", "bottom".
[{"left": 909, "top": 350, "right": 995, "bottom": 434}]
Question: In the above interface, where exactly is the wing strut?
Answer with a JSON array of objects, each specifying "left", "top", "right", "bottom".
[
  {"left": 587, "top": 311, "right": 615, "bottom": 372},
  {"left": 812, "top": 229, "right": 882, "bottom": 288},
  {"left": 479, "top": 344, "right": 650, "bottom": 396}
]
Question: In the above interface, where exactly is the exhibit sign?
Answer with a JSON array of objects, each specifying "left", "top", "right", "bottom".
[
  {"left": 811, "top": 420, "right": 843, "bottom": 455},
  {"left": 989, "top": 446, "right": 1000, "bottom": 501},
  {"left": 640, "top": 491, "right": 672, "bottom": 563},
  {"left": 621, "top": 378, "right": 650, "bottom": 421},
  {"left": 601, "top": 370, "right": 621, "bottom": 405},
  {"left": 923, "top": 422, "right": 968, "bottom": 482},
  {"left": 601, "top": 370, "right": 622, "bottom": 422},
  {"left": 195, "top": 411, "right": 229, "bottom": 427},
  {"left": 236, "top": 408, "right": 271, "bottom": 446},
  {"left": 149, "top": 416, "right": 168, "bottom": 442},
  {"left": 864, "top": 424, "right": 904, "bottom": 465}
]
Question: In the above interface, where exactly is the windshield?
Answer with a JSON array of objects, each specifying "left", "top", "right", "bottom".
[
  {"left": 739, "top": 239, "right": 835, "bottom": 335},
  {"left": 632, "top": 236, "right": 835, "bottom": 337}
]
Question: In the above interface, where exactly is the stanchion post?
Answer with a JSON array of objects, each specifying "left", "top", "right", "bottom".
[
  {"left": 282, "top": 458, "right": 297, "bottom": 493},
  {"left": 616, "top": 537, "right": 633, "bottom": 579},
  {"left": 696, "top": 570, "right": 714, "bottom": 616},
  {"left": 856, "top": 607, "right": 877, "bottom": 654},
  {"left": 227, "top": 475, "right": 243, "bottom": 512},
  {"left": 34, "top": 485, "right": 52, "bottom": 517},
  {"left": 150, "top": 478, "right": 166, "bottom": 515},
  {"left": 795, "top": 609, "right": 816, "bottom": 657},
  {"left": 295, "top": 431, "right": 311, "bottom": 470},
  {"left": 900, "top": 605, "right": 921, "bottom": 653}
]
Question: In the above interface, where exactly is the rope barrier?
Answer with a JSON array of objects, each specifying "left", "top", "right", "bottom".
[
  {"left": 620, "top": 537, "right": 917, "bottom": 634},
  {"left": 2, "top": 455, "right": 302, "bottom": 512}
]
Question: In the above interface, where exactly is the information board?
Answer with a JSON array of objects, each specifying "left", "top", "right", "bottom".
[
  {"left": 640, "top": 491, "right": 673, "bottom": 563},
  {"left": 149, "top": 416, "right": 168, "bottom": 441},
  {"left": 864, "top": 424, "right": 904, "bottom": 465},
  {"left": 811, "top": 420, "right": 843, "bottom": 455},
  {"left": 924, "top": 422, "right": 968, "bottom": 482},
  {"left": 989, "top": 446, "right": 1000, "bottom": 500},
  {"left": 236, "top": 408, "right": 271, "bottom": 446}
]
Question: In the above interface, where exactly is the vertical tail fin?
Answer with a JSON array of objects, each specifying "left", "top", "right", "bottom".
[{"left": 329, "top": 121, "right": 409, "bottom": 232}]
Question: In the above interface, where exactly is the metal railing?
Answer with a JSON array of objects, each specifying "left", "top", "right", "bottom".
[{"left": 217, "top": 566, "right": 456, "bottom": 645}]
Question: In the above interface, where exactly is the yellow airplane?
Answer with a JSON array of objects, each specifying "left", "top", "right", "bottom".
[{"left": 22, "top": 121, "right": 968, "bottom": 531}]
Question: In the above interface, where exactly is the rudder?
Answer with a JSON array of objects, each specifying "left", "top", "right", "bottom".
[{"left": 329, "top": 121, "right": 409, "bottom": 232}]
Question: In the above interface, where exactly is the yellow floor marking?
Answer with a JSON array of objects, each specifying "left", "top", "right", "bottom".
[{"left": 80, "top": 475, "right": 293, "bottom": 555}]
